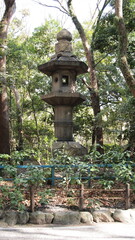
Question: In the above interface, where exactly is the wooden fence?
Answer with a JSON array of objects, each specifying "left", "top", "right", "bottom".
[
  {"left": 78, "top": 183, "right": 131, "bottom": 210},
  {"left": 0, "top": 164, "right": 134, "bottom": 210}
]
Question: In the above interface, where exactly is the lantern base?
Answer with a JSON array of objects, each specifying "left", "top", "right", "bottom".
[{"left": 52, "top": 141, "right": 87, "bottom": 156}]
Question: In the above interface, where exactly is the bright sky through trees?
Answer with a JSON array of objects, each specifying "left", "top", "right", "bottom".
[{"left": 0, "top": 0, "right": 100, "bottom": 33}]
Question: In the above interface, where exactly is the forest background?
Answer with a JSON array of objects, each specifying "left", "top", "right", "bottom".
[{"left": 0, "top": 0, "right": 135, "bottom": 164}]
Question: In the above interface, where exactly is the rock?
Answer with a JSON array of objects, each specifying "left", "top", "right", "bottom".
[
  {"left": 53, "top": 211, "right": 80, "bottom": 225},
  {"left": 5, "top": 211, "right": 18, "bottom": 226},
  {"left": 0, "top": 220, "right": 8, "bottom": 227},
  {"left": 113, "top": 209, "right": 135, "bottom": 223},
  {"left": 80, "top": 211, "right": 93, "bottom": 224},
  {"left": 17, "top": 211, "right": 29, "bottom": 224},
  {"left": 0, "top": 210, "right": 4, "bottom": 219},
  {"left": 129, "top": 209, "right": 135, "bottom": 223},
  {"left": 44, "top": 205, "right": 69, "bottom": 213},
  {"left": 29, "top": 211, "right": 45, "bottom": 224},
  {"left": 93, "top": 210, "right": 114, "bottom": 223},
  {"left": 45, "top": 213, "right": 54, "bottom": 224},
  {"left": 3, "top": 208, "right": 135, "bottom": 226}
]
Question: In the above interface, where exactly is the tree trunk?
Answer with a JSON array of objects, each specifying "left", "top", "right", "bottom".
[
  {"left": 115, "top": 0, "right": 135, "bottom": 97},
  {"left": 11, "top": 86, "right": 23, "bottom": 151},
  {"left": 128, "top": 120, "right": 135, "bottom": 155},
  {"left": 0, "top": 85, "right": 10, "bottom": 154},
  {"left": 0, "top": 0, "right": 16, "bottom": 154},
  {"left": 91, "top": 90, "right": 103, "bottom": 152},
  {"left": 27, "top": 87, "right": 41, "bottom": 150},
  {"left": 67, "top": 0, "right": 104, "bottom": 153}
]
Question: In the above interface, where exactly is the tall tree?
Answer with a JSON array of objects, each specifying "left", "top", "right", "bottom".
[
  {"left": 0, "top": 0, "right": 16, "bottom": 154},
  {"left": 67, "top": 0, "right": 111, "bottom": 153},
  {"left": 115, "top": 0, "right": 135, "bottom": 97},
  {"left": 92, "top": 0, "right": 135, "bottom": 151}
]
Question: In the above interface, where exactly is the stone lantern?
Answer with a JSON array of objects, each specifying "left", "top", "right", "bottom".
[{"left": 38, "top": 29, "right": 88, "bottom": 155}]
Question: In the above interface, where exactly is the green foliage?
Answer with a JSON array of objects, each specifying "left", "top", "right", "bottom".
[
  {"left": 52, "top": 150, "right": 84, "bottom": 185},
  {"left": 90, "top": 0, "right": 135, "bottom": 149},
  {"left": 117, "top": 97, "right": 135, "bottom": 149},
  {"left": 0, "top": 165, "right": 51, "bottom": 210},
  {"left": 11, "top": 150, "right": 31, "bottom": 165},
  {"left": 0, "top": 185, "right": 25, "bottom": 211},
  {"left": 8, "top": 188, "right": 26, "bottom": 211},
  {"left": 113, "top": 160, "right": 135, "bottom": 184},
  {"left": 98, "top": 180, "right": 114, "bottom": 190},
  {"left": 0, "top": 154, "right": 10, "bottom": 160},
  {"left": 22, "top": 167, "right": 47, "bottom": 187},
  {"left": 0, "top": 154, "right": 10, "bottom": 168},
  {"left": 0, "top": 148, "right": 135, "bottom": 210},
  {"left": 51, "top": 150, "right": 98, "bottom": 186},
  {"left": 93, "top": 13, "right": 117, "bottom": 54},
  {"left": 6, "top": 19, "right": 60, "bottom": 156},
  {"left": 51, "top": 147, "right": 135, "bottom": 190},
  {"left": 3, "top": 164, "right": 17, "bottom": 178},
  {"left": 38, "top": 189, "right": 53, "bottom": 205},
  {"left": 93, "top": 149, "right": 135, "bottom": 189},
  {"left": 73, "top": 105, "right": 93, "bottom": 149},
  {"left": 11, "top": 149, "right": 44, "bottom": 165},
  {"left": 101, "top": 150, "right": 131, "bottom": 164}
]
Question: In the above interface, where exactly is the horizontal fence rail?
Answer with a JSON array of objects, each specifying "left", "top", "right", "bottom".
[{"left": 0, "top": 163, "right": 135, "bottom": 186}]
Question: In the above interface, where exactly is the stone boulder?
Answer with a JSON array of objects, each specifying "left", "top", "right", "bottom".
[
  {"left": 113, "top": 209, "right": 135, "bottom": 223},
  {"left": 93, "top": 210, "right": 114, "bottom": 223},
  {"left": 80, "top": 211, "right": 93, "bottom": 224},
  {"left": 53, "top": 211, "right": 80, "bottom": 225},
  {"left": 0, "top": 210, "right": 4, "bottom": 219},
  {"left": 29, "top": 211, "right": 46, "bottom": 224},
  {"left": 17, "top": 211, "right": 29, "bottom": 225},
  {"left": 45, "top": 213, "right": 54, "bottom": 224},
  {"left": 130, "top": 209, "right": 135, "bottom": 223},
  {"left": 4, "top": 211, "right": 18, "bottom": 226},
  {"left": 44, "top": 205, "right": 69, "bottom": 213}
]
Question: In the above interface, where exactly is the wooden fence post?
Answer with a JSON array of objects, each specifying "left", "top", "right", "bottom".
[
  {"left": 51, "top": 166, "right": 55, "bottom": 186},
  {"left": 125, "top": 183, "right": 130, "bottom": 210},
  {"left": 87, "top": 168, "right": 91, "bottom": 188},
  {"left": 79, "top": 183, "right": 84, "bottom": 210},
  {"left": 30, "top": 185, "right": 35, "bottom": 212}
]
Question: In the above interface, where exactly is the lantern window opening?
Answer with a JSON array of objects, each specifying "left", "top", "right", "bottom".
[
  {"left": 54, "top": 77, "right": 58, "bottom": 83},
  {"left": 62, "top": 75, "right": 69, "bottom": 86}
]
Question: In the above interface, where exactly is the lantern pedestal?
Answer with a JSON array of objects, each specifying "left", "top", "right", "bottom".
[{"left": 52, "top": 141, "right": 87, "bottom": 156}]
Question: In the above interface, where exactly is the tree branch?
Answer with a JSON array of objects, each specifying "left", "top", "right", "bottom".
[
  {"left": 67, "top": 0, "right": 93, "bottom": 73},
  {"left": 91, "top": 0, "right": 102, "bottom": 23},
  {"left": 95, "top": 53, "right": 109, "bottom": 67},
  {"left": 81, "top": 78, "right": 92, "bottom": 92},
  {"left": 33, "top": 0, "right": 69, "bottom": 15},
  {"left": 91, "top": 0, "right": 111, "bottom": 50}
]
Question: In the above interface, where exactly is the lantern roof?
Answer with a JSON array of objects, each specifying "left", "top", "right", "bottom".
[{"left": 38, "top": 29, "right": 88, "bottom": 76}]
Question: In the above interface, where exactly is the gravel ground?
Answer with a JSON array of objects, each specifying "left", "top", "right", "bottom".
[{"left": 0, "top": 222, "right": 135, "bottom": 240}]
